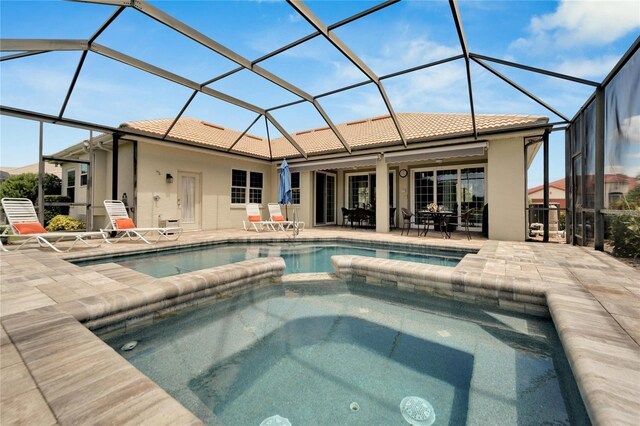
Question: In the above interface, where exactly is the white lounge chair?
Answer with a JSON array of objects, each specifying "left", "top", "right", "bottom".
[
  {"left": 102, "top": 200, "right": 182, "bottom": 244},
  {"left": 268, "top": 203, "right": 305, "bottom": 231},
  {"left": 243, "top": 204, "right": 276, "bottom": 232},
  {"left": 0, "top": 198, "right": 107, "bottom": 252}
]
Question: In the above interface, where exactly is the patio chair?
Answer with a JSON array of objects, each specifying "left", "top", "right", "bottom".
[
  {"left": 0, "top": 197, "right": 107, "bottom": 252},
  {"left": 400, "top": 208, "right": 415, "bottom": 236},
  {"left": 389, "top": 207, "right": 397, "bottom": 228},
  {"left": 103, "top": 200, "right": 183, "bottom": 244},
  {"left": 341, "top": 207, "right": 353, "bottom": 227},
  {"left": 243, "top": 203, "right": 276, "bottom": 232},
  {"left": 353, "top": 207, "right": 370, "bottom": 228},
  {"left": 268, "top": 203, "right": 305, "bottom": 231},
  {"left": 458, "top": 208, "right": 475, "bottom": 240}
]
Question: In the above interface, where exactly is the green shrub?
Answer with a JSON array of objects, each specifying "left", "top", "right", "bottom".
[
  {"left": 43, "top": 195, "right": 71, "bottom": 226},
  {"left": 0, "top": 172, "right": 61, "bottom": 202},
  {"left": 558, "top": 211, "right": 566, "bottom": 231},
  {"left": 609, "top": 214, "right": 640, "bottom": 259},
  {"left": 46, "top": 215, "right": 85, "bottom": 232}
]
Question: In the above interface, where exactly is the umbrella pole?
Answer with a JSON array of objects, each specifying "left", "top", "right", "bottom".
[{"left": 285, "top": 204, "right": 288, "bottom": 221}]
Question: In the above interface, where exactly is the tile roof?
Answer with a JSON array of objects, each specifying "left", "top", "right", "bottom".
[
  {"left": 122, "top": 113, "right": 548, "bottom": 160},
  {"left": 528, "top": 174, "right": 638, "bottom": 195},
  {"left": 528, "top": 178, "right": 567, "bottom": 195}
]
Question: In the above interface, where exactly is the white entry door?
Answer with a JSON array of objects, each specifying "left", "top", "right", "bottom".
[{"left": 178, "top": 172, "right": 201, "bottom": 231}]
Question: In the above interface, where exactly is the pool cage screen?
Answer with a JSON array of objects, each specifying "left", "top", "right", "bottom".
[
  {"left": 566, "top": 43, "right": 640, "bottom": 253},
  {"left": 1, "top": 0, "right": 639, "bottom": 250}
]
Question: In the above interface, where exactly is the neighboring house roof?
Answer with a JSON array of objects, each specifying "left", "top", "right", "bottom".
[
  {"left": 528, "top": 178, "right": 566, "bottom": 195},
  {"left": 0, "top": 162, "right": 62, "bottom": 178},
  {"left": 122, "top": 112, "right": 549, "bottom": 160},
  {"left": 603, "top": 173, "right": 637, "bottom": 186},
  {"left": 528, "top": 174, "right": 638, "bottom": 196}
]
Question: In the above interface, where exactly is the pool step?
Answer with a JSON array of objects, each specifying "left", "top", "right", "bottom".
[{"left": 81, "top": 263, "right": 156, "bottom": 287}]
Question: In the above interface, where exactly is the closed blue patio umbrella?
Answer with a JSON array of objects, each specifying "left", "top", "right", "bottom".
[{"left": 279, "top": 159, "right": 292, "bottom": 220}]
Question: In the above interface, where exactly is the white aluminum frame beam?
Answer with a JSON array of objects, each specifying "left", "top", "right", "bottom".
[
  {"left": 286, "top": 0, "right": 407, "bottom": 147},
  {"left": 130, "top": 0, "right": 346, "bottom": 154},
  {"left": 265, "top": 111, "right": 308, "bottom": 159},
  {"left": 90, "top": 43, "right": 266, "bottom": 115},
  {"left": 449, "top": 0, "right": 477, "bottom": 139},
  {"left": 0, "top": 39, "right": 88, "bottom": 51}
]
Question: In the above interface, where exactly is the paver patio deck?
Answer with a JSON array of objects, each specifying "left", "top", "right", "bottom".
[{"left": 1, "top": 228, "right": 638, "bottom": 425}]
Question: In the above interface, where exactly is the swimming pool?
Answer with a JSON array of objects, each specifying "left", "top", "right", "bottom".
[
  {"left": 103, "top": 281, "right": 589, "bottom": 425},
  {"left": 76, "top": 241, "right": 467, "bottom": 276}
]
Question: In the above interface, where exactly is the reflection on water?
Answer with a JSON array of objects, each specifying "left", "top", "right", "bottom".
[{"left": 77, "top": 242, "right": 466, "bottom": 276}]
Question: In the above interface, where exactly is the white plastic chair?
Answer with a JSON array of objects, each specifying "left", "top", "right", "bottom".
[
  {"left": 0, "top": 198, "right": 107, "bottom": 252},
  {"left": 102, "top": 200, "right": 183, "bottom": 244},
  {"left": 267, "top": 203, "right": 305, "bottom": 232},
  {"left": 242, "top": 204, "right": 276, "bottom": 232}
]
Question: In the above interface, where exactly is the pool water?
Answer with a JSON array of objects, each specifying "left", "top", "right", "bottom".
[
  {"left": 77, "top": 241, "right": 465, "bottom": 276},
  {"left": 103, "top": 282, "right": 590, "bottom": 425}
]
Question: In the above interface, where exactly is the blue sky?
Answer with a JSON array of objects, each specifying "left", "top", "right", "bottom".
[{"left": 1, "top": 0, "right": 639, "bottom": 187}]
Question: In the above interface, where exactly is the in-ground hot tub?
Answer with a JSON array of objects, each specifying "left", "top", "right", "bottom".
[{"left": 101, "top": 281, "right": 590, "bottom": 425}]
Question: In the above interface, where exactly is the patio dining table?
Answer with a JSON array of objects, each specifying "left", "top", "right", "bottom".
[
  {"left": 418, "top": 210, "right": 454, "bottom": 239},
  {"left": 349, "top": 208, "right": 375, "bottom": 229}
]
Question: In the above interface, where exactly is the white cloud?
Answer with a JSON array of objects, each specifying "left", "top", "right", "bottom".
[
  {"left": 287, "top": 13, "right": 302, "bottom": 23},
  {"left": 555, "top": 55, "right": 620, "bottom": 78},
  {"left": 511, "top": 0, "right": 640, "bottom": 51},
  {"left": 621, "top": 115, "right": 640, "bottom": 143},
  {"left": 385, "top": 62, "right": 468, "bottom": 112},
  {"left": 373, "top": 35, "right": 460, "bottom": 76}
]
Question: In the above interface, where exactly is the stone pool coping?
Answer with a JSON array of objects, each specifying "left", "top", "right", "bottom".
[{"left": 1, "top": 230, "right": 638, "bottom": 425}]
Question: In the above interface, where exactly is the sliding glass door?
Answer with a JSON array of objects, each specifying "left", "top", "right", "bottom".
[
  {"left": 315, "top": 172, "right": 336, "bottom": 225},
  {"left": 412, "top": 165, "right": 486, "bottom": 228},
  {"left": 346, "top": 172, "right": 396, "bottom": 209},
  {"left": 460, "top": 167, "right": 485, "bottom": 227},
  {"left": 414, "top": 171, "right": 435, "bottom": 211}
]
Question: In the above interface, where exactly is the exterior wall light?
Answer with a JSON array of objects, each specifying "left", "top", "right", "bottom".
[{"left": 166, "top": 173, "right": 174, "bottom": 184}]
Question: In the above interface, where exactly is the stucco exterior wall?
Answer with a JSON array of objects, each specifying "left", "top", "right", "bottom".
[
  {"left": 295, "top": 171, "right": 313, "bottom": 227},
  {"left": 488, "top": 137, "right": 525, "bottom": 241},
  {"left": 135, "top": 141, "right": 273, "bottom": 230}
]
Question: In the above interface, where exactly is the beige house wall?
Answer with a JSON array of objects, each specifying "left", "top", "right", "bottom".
[
  {"left": 296, "top": 171, "right": 313, "bottom": 227},
  {"left": 488, "top": 136, "right": 525, "bottom": 241},
  {"left": 58, "top": 130, "right": 543, "bottom": 240},
  {"left": 91, "top": 150, "right": 109, "bottom": 229},
  {"left": 62, "top": 141, "right": 136, "bottom": 230},
  {"left": 135, "top": 141, "right": 273, "bottom": 230}
]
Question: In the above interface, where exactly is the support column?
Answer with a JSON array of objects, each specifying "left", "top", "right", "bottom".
[
  {"left": 376, "top": 154, "right": 389, "bottom": 233},
  {"left": 111, "top": 133, "right": 120, "bottom": 201},
  {"left": 565, "top": 130, "right": 571, "bottom": 244},
  {"left": 543, "top": 130, "right": 549, "bottom": 242},
  {"left": 594, "top": 87, "right": 605, "bottom": 251},
  {"left": 87, "top": 131, "right": 94, "bottom": 231},
  {"left": 37, "top": 121, "right": 44, "bottom": 224}
]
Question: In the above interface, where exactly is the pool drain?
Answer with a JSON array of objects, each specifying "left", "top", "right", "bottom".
[
  {"left": 121, "top": 341, "right": 138, "bottom": 351},
  {"left": 400, "top": 396, "right": 435, "bottom": 426},
  {"left": 350, "top": 402, "right": 360, "bottom": 412},
  {"left": 259, "top": 415, "right": 291, "bottom": 426}
]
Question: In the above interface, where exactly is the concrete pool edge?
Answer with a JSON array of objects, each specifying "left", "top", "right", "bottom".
[
  {"left": 59, "top": 234, "right": 479, "bottom": 264},
  {"left": 1, "top": 234, "right": 638, "bottom": 425},
  {"left": 332, "top": 255, "right": 549, "bottom": 316},
  {"left": 62, "top": 257, "right": 285, "bottom": 332}
]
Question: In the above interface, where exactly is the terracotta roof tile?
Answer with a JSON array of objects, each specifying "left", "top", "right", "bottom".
[{"left": 122, "top": 113, "right": 548, "bottom": 160}]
